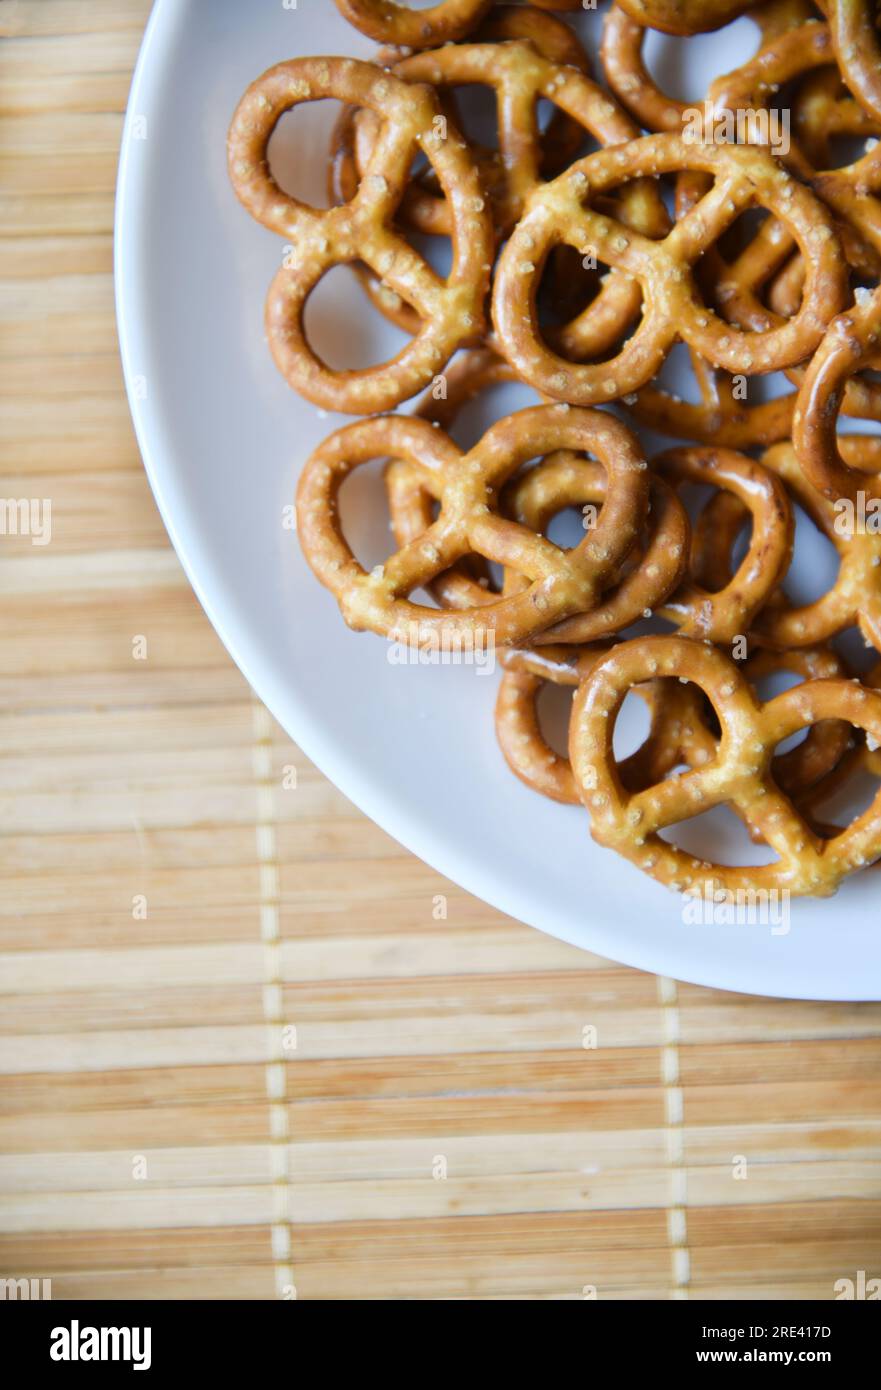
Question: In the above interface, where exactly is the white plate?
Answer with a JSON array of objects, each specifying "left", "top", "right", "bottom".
[{"left": 116, "top": 0, "right": 881, "bottom": 999}]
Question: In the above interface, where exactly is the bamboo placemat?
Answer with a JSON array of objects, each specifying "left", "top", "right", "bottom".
[{"left": 1, "top": 0, "right": 880, "bottom": 1301}]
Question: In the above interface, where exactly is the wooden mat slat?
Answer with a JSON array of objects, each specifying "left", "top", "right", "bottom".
[{"left": 1, "top": 0, "right": 880, "bottom": 1301}]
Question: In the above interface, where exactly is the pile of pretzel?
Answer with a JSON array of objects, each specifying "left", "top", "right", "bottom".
[{"left": 228, "top": 0, "right": 881, "bottom": 904}]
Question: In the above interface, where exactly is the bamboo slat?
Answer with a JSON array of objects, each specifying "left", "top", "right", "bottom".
[{"left": 0, "top": 0, "right": 879, "bottom": 1302}]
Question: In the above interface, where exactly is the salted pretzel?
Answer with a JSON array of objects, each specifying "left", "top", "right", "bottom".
[
  {"left": 331, "top": 6, "right": 595, "bottom": 242},
  {"left": 296, "top": 405, "right": 650, "bottom": 646},
  {"left": 569, "top": 635, "right": 881, "bottom": 897},
  {"left": 653, "top": 447, "right": 794, "bottom": 642},
  {"left": 332, "top": 30, "right": 667, "bottom": 352},
  {"left": 496, "top": 644, "right": 713, "bottom": 804},
  {"left": 794, "top": 287, "right": 881, "bottom": 504},
  {"left": 690, "top": 440, "right": 881, "bottom": 654},
  {"left": 625, "top": 180, "right": 796, "bottom": 447},
  {"left": 382, "top": 347, "right": 688, "bottom": 630},
  {"left": 332, "top": 0, "right": 491, "bottom": 47},
  {"left": 615, "top": 0, "right": 755, "bottom": 32},
  {"left": 796, "top": 659, "right": 881, "bottom": 835},
  {"left": 709, "top": 21, "right": 881, "bottom": 278},
  {"left": 492, "top": 133, "right": 847, "bottom": 407},
  {"left": 227, "top": 57, "right": 492, "bottom": 414},
  {"left": 601, "top": 0, "right": 814, "bottom": 135},
  {"left": 793, "top": 65, "right": 881, "bottom": 187},
  {"left": 497, "top": 640, "right": 853, "bottom": 806},
  {"left": 821, "top": 0, "right": 881, "bottom": 124}
]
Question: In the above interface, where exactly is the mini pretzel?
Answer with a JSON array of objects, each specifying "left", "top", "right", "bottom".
[
  {"left": 569, "top": 635, "right": 881, "bottom": 897},
  {"left": 616, "top": 0, "right": 754, "bottom": 33},
  {"left": 227, "top": 58, "right": 492, "bottom": 413},
  {"left": 497, "top": 640, "right": 852, "bottom": 806},
  {"left": 822, "top": 0, "right": 881, "bottom": 124},
  {"left": 653, "top": 447, "right": 794, "bottom": 643},
  {"left": 330, "top": 6, "right": 595, "bottom": 242},
  {"left": 793, "top": 287, "right": 881, "bottom": 504},
  {"left": 694, "top": 441, "right": 881, "bottom": 653},
  {"left": 496, "top": 644, "right": 713, "bottom": 804},
  {"left": 601, "top": 0, "right": 815, "bottom": 134},
  {"left": 493, "top": 133, "right": 847, "bottom": 406},
  {"left": 332, "top": 0, "right": 491, "bottom": 48},
  {"left": 383, "top": 345, "right": 689, "bottom": 631},
  {"left": 296, "top": 405, "right": 650, "bottom": 645},
  {"left": 796, "top": 659, "right": 881, "bottom": 835},
  {"left": 331, "top": 31, "right": 667, "bottom": 356}
]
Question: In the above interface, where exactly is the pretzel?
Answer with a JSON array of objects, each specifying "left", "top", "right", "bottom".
[
  {"left": 382, "top": 346, "right": 689, "bottom": 632},
  {"left": 497, "top": 639, "right": 853, "bottom": 806},
  {"left": 793, "top": 288, "right": 881, "bottom": 505},
  {"left": 822, "top": 0, "right": 881, "bottom": 124},
  {"left": 492, "top": 133, "right": 848, "bottom": 406},
  {"left": 296, "top": 405, "right": 650, "bottom": 646},
  {"left": 569, "top": 635, "right": 881, "bottom": 897},
  {"left": 653, "top": 447, "right": 794, "bottom": 642},
  {"left": 332, "top": 0, "right": 491, "bottom": 48},
  {"left": 496, "top": 644, "right": 713, "bottom": 804},
  {"left": 331, "top": 28, "right": 667, "bottom": 355},
  {"left": 601, "top": 0, "right": 815, "bottom": 135},
  {"left": 227, "top": 57, "right": 492, "bottom": 414},
  {"left": 615, "top": 0, "right": 754, "bottom": 33},
  {"left": 692, "top": 441, "right": 881, "bottom": 653},
  {"left": 625, "top": 179, "right": 796, "bottom": 447},
  {"left": 330, "top": 6, "right": 595, "bottom": 241},
  {"left": 795, "top": 659, "right": 881, "bottom": 835}
]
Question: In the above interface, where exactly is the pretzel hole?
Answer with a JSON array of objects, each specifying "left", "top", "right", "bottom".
[
  {"left": 642, "top": 19, "right": 759, "bottom": 104},
  {"left": 805, "top": 761, "right": 881, "bottom": 838},
  {"left": 658, "top": 804, "right": 778, "bottom": 866},
  {"left": 612, "top": 690, "right": 653, "bottom": 762},
  {"left": 785, "top": 506, "right": 840, "bottom": 607},
  {"left": 535, "top": 681, "right": 575, "bottom": 758},
  {"left": 535, "top": 246, "right": 604, "bottom": 328},
  {"left": 338, "top": 454, "right": 432, "bottom": 591},
  {"left": 268, "top": 104, "right": 345, "bottom": 211},
  {"left": 445, "top": 83, "right": 500, "bottom": 154},
  {"left": 711, "top": 207, "right": 771, "bottom": 268},
  {"left": 440, "top": 377, "right": 539, "bottom": 451},
  {"left": 303, "top": 265, "right": 411, "bottom": 370}
]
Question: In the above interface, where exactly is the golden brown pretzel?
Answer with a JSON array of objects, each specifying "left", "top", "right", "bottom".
[
  {"left": 694, "top": 441, "right": 881, "bottom": 653},
  {"left": 330, "top": 6, "right": 595, "bottom": 242},
  {"left": 227, "top": 57, "right": 492, "bottom": 413},
  {"left": 296, "top": 405, "right": 650, "bottom": 646},
  {"left": 495, "top": 645, "right": 712, "bottom": 804},
  {"left": 616, "top": 0, "right": 754, "bottom": 32},
  {"left": 569, "top": 635, "right": 881, "bottom": 897},
  {"left": 601, "top": 0, "right": 815, "bottom": 134},
  {"left": 333, "top": 0, "right": 491, "bottom": 47},
  {"left": 653, "top": 447, "right": 794, "bottom": 642},
  {"left": 793, "top": 287, "right": 881, "bottom": 504},
  {"left": 331, "top": 28, "right": 668, "bottom": 351},
  {"left": 822, "top": 0, "right": 881, "bottom": 123},
  {"left": 496, "top": 639, "right": 853, "bottom": 806},
  {"left": 492, "top": 133, "right": 847, "bottom": 406},
  {"left": 383, "top": 345, "right": 689, "bottom": 632}
]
